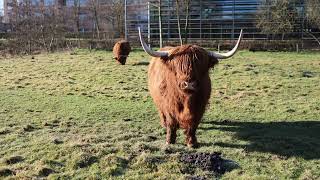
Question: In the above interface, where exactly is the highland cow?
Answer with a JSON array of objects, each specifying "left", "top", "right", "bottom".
[
  {"left": 138, "top": 27, "right": 243, "bottom": 147},
  {"left": 113, "top": 40, "right": 131, "bottom": 65}
]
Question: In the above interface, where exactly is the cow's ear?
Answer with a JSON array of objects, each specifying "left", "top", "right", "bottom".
[{"left": 209, "top": 56, "right": 219, "bottom": 68}]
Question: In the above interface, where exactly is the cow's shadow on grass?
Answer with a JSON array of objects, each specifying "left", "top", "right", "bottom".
[
  {"left": 200, "top": 120, "right": 320, "bottom": 160},
  {"left": 132, "top": 61, "right": 150, "bottom": 66}
]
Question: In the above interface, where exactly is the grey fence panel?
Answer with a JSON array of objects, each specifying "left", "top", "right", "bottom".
[{"left": 126, "top": 0, "right": 320, "bottom": 47}]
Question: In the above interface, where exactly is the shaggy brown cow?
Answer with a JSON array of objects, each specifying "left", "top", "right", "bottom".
[
  {"left": 113, "top": 40, "right": 131, "bottom": 65},
  {"left": 138, "top": 27, "right": 243, "bottom": 147}
]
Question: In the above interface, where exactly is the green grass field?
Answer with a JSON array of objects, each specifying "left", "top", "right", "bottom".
[{"left": 0, "top": 49, "right": 319, "bottom": 179}]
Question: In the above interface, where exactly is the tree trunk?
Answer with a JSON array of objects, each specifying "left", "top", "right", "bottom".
[
  {"left": 184, "top": 0, "right": 190, "bottom": 44},
  {"left": 94, "top": 9, "right": 100, "bottom": 39},
  {"left": 74, "top": 0, "right": 80, "bottom": 47},
  {"left": 91, "top": 0, "right": 100, "bottom": 39},
  {"left": 175, "top": 0, "right": 182, "bottom": 45},
  {"left": 159, "top": 0, "right": 163, "bottom": 48}
]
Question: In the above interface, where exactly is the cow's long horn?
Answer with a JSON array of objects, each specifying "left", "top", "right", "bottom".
[
  {"left": 138, "top": 27, "right": 169, "bottom": 57},
  {"left": 208, "top": 29, "right": 243, "bottom": 59}
]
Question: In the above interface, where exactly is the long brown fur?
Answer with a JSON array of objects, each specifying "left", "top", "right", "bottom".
[
  {"left": 113, "top": 40, "right": 131, "bottom": 65},
  {"left": 148, "top": 45, "right": 218, "bottom": 147}
]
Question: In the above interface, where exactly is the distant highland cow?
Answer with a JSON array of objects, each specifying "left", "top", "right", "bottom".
[
  {"left": 113, "top": 40, "right": 131, "bottom": 65},
  {"left": 138, "top": 27, "right": 243, "bottom": 148}
]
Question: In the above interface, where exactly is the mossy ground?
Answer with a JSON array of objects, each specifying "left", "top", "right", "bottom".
[{"left": 0, "top": 49, "right": 319, "bottom": 179}]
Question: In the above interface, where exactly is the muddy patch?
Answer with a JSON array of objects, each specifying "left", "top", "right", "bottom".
[
  {"left": 37, "top": 167, "right": 55, "bottom": 177},
  {"left": 0, "top": 168, "right": 15, "bottom": 177},
  {"left": 4, "top": 156, "right": 24, "bottom": 165},
  {"left": 180, "top": 152, "right": 236, "bottom": 175},
  {"left": 52, "top": 138, "right": 64, "bottom": 144},
  {"left": 22, "top": 124, "right": 37, "bottom": 132},
  {"left": 0, "top": 128, "right": 10, "bottom": 135},
  {"left": 185, "top": 175, "right": 207, "bottom": 180},
  {"left": 71, "top": 153, "right": 98, "bottom": 169},
  {"left": 302, "top": 71, "right": 314, "bottom": 78}
]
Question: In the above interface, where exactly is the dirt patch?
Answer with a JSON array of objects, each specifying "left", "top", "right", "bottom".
[
  {"left": 146, "top": 135, "right": 157, "bottom": 141},
  {"left": 5, "top": 156, "right": 24, "bottom": 165},
  {"left": 122, "top": 118, "right": 132, "bottom": 122},
  {"left": 185, "top": 175, "right": 207, "bottom": 180},
  {"left": 302, "top": 71, "right": 314, "bottom": 78},
  {"left": 23, "top": 124, "right": 36, "bottom": 132},
  {"left": 52, "top": 138, "right": 64, "bottom": 144},
  {"left": 37, "top": 167, "right": 55, "bottom": 177},
  {"left": 180, "top": 152, "right": 226, "bottom": 174},
  {"left": 0, "top": 168, "right": 15, "bottom": 177},
  {"left": 0, "top": 128, "right": 10, "bottom": 135},
  {"left": 43, "top": 121, "right": 59, "bottom": 128},
  {"left": 74, "top": 154, "right": 98, "bottom": 168}
]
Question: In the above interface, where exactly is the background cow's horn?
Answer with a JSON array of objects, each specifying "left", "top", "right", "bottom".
[
  {"left": 138, "top": 27, "right": 169, "bottom": 57},
  {"left": 208, "top": 29, "right": 243, "bottom": 59}
]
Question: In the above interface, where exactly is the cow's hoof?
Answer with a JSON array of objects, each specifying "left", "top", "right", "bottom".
[
  {"left": 187, "top": 142, "right": 199, "bottom": 148},
  {"left": 166, "top": 141, "right": 176, "bottom": 145}
]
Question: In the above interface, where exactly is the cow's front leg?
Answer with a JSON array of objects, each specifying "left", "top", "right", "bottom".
[
  {"left": 166, "top": 126, "right": 177, "bottom": 145},
  {"left": 184, "top": 128, "right": 198, "bottom": 148},
  {"left": 159, "top": 111, "right": 167, "bottom": 128}
]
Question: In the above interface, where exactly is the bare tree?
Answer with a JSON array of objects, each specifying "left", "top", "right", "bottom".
[
  {"left": 174, "top": 0, "right": 191, "bottom": 45},
  {"left": 183, "top": 0, "right": 191, "bottom": 44},
  {"left": 88, "top": 0, "right": 101, "bottom": 39},
  {"left": 305, "top": 0, "right": 320, "bottom": 46},
  {"left": 73, "top": 0, "right": 81, "bottom": 47},
  {"left": 175, "top": 0, "right": 182, "bottom": 45},
  {"left": 102, "top": 0, "right": 125, "bottom": 39},
  {"left": 8, "top": 1, "right": 67, "bottom": 54},
  {"left": 73, "top": 0, "right": 81, "bottom": 32},
  {"left": 256, "top": 0, "right": 297, "bottom": 40},
  {"left": 112, "top": 0, "right": 125, "bottom": 38},
  {"left": 306, "top": 0, "right": 320, "bottom": 29},
  {"left": 304, "top": 30, "right": 320, "bottom": 46}
]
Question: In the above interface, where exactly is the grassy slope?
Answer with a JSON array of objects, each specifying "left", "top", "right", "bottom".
[{"left": 0, "top": 50, "right": 319, "bottom": 179}]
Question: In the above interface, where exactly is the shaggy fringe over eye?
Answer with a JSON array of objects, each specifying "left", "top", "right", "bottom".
[{"left": 167, "top": 45, "right": 213, "bottom": 77}]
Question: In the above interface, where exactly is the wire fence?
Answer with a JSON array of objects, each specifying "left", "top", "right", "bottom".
[
  {"left": 126, "top": 0, "right": 320, "bottom": 48},
  {"left": 0, "top": 0, "right": 319, "bottom": 52}
]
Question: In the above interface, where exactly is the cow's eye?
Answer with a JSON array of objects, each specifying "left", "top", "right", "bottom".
[
  {"left": 179, "top": 81, "right": 197, "bottom": 91},
  {"left": 180, "top": 81, "right": 188, "bottom": 89}
]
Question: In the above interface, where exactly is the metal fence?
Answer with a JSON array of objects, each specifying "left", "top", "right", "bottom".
[{"left": 126, "top": 0, "right": 320, "bottom": 47}]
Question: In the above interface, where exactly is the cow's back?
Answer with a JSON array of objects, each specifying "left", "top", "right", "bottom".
[{"left": 113, "top": 40, "right": 131, "bottom": 56}]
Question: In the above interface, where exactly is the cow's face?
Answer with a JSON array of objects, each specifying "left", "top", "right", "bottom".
[
  {"left": 164, "top": 45, "right": 218, "bottom": 92},
  {"left": 114, "top": 56, "right": 127, "bottom": 65}
]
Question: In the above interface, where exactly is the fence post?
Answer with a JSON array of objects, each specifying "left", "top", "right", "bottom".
[
  {"left": 124, "top": 0, "right": 128, "bottom": 41},
  {"left": 148, "top": 2, "right": 151, "bottom": 48},
  {"left": 158, "top": 0, "right": 163, "bottom": 48}
]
